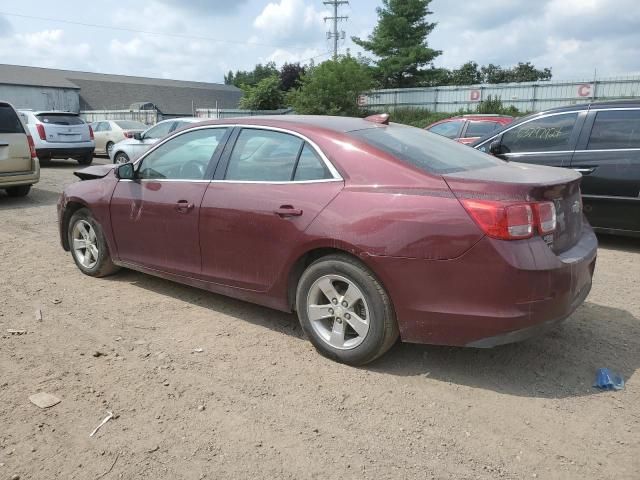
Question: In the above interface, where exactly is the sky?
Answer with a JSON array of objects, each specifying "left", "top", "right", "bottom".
[{"left": 0, "top": 0, "right": 639, "bottom": 84}]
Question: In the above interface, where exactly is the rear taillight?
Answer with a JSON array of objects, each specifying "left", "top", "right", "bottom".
[
  {"left": 123, "top": 131, "right": 133, "bottom": 138},
  {"left": 533, "top": 201, "right": 557, "bottom": 234},
  {"left": 36, "top": 123, "right": 46, "bottom": 140},
  {"left": 462, "top": 199, "right": 558, "bottom": 240},
  {"left": 461, "top": 200, "right": 533, "bottom": 240},
  {"left": 27, "top": 135, "right": 37, "bottom": 159},
  {"left": 89, "top": 125, "right": 94, "bottom": 140}
]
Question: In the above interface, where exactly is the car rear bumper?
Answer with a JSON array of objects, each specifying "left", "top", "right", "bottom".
[
  {"left": 37, "top": 144, "right": 95, "bottom": 159},
  {"left": 366, "top": 222, "right": 598, "bottom": 347},
  {"left": 0, "top": 158, "right": 40, "bottom": 188}
]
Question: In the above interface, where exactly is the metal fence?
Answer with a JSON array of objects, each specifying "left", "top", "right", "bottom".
[
  {"left": 80, "top": 109, "right": 160, "bottom": 125},
  {"left": 195, "top": 108, "right": 293, "bottom": 119},
  {"left": 362, "top": 76, "right": 640, "bottom": 113}
]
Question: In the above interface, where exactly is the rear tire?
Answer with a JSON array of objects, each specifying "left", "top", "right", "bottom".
[
  {"left": 296, "top": 254, "right": 399, "bottom": 365},
  {"left": 77, "top": 154, "right": 93, "bottom": 166},
  {"left": 114, "top": 152, "right": 129, "bottom": 164},
  {"left": 5, "top": 185, "right": 31, "bottom": 197},
  {"left": 106, "top": 142, "right": 114, "bottom": 158},
  {"left": 68, "top": 208, "right": 120, "bottom": 277}
]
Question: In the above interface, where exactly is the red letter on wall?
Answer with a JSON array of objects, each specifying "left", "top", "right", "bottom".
[
  {"left": 470, "top": 89, "right": 481, "bottom": 101},
  {"left": 578, "top": 84, "right": 592, "bottom": 97}
]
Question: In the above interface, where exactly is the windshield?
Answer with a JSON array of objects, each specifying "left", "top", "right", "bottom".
[
  {"left": 115, "top": 120, "right": 147, "bottom": 130},
  {"left": 348, "top": 123, "right": 503, "bottom": 174}
]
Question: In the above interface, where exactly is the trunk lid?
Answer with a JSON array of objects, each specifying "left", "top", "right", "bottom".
[
  {"left": 36, "top": 113, "right": 91, "bottom": 143},
  {"left": 444, "top": 162, "right": 583, "bottom": 254}
]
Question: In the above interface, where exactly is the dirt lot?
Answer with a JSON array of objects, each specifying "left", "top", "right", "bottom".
[{"left": 0, "top": 158, "right": 639, "bottom": 480}]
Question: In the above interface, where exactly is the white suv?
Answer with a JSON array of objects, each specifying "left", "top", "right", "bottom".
[
  {"left": 0, "top": 102, "right": 39, "bottom": 197},
  {"left": 19, "top": 110, "right": 95, "bottom": 165}
]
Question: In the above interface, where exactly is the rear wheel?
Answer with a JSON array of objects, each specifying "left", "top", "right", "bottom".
[
  {"left": 106, "top": 142, "right": 114, "bottom": 157},
  {"left": 114, "top": 152, "right": 129, "bottom": 164},
  {"left": 296, "top": 254, "right": 399, "bottom": 365},
  {"left": 5, "top": 185, "right": 31, "bottom": 197},
  {"left": 77, "top": 154, "right": 93, "bottom": 166},
  {"left": 68, "top": 208, "right": 120, "bottom": 277}
]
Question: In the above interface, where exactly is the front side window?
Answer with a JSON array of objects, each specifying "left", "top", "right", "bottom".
[
  {"left": 500, "top": 113, "right": 578, "bottom": 153},
  {"left": 588, "top": 110, "right": 640, "bottom": 150},
  {"left": 143, "top": 121, "right": 174, "bottom": 140},
  {"left": 225, "top": 129, "right": 303, "bottom": 181},
  {"left": 466, "top": 121, "right": 500, "bottom": 138},
  {"left": 428, "top": 120, "right": 464, "bottom": 139},
  {"left": 138, "top": 128, "right": 228, "bottom": 180}
]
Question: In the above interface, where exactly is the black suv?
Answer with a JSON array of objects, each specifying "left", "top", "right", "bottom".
[{"left": 473, "top": 100, "right": 640, "bottom": 237}]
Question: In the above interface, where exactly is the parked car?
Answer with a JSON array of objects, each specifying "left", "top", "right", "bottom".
[
  {"left": 473, "top": 100, "right": 640, "bottom": 237},
  {"left": 18, "top": 110, "right": 95, "bottom": 165},
  {"left": 91, "top": 120, "right": 148, "bottom": 157},
  {"left": 59, "top": 114, "right": 597, "bottom": 365},
  {"left": 426, "top": 114, "right": 514, "bottom": 144},
  {"left": 109, "top": 117, "right": 200, "bottom": 164},
  {"left": 0, "top": 102, "right": 39, "bottom": 197}
]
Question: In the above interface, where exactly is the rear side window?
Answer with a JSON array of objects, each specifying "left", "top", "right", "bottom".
[
  {"left": 349, "top": 124, "right": 502, "bottom": 174},
  {"left": 36, "top": 113, "right": 84, "bottom": 125},
  {"left": 466, "top": 121, "right": 499, "bottom": 138},
  {"left": 587, "top": 110, "right": 640, "bottom": 150},
  {"left": 0, "top": 105, "right": 25, "bottom": 134},
  {"left": 428, "top": 120, "right": 463, "bottom": 139},
  {"left": 294, "top": 144, "right": 331, "bottom": 181},
  {"left": 499, "top": 113, "right": 578, "bottom": 153}
]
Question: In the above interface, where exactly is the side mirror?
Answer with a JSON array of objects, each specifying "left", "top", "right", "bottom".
[
  {"left": 133, "top": 132, "right": 143, "bottom": 141},
  {"left": 489, "top": 140, "right": 502, "bottom": 156},
  {"left": 115, "top": 162, "right": 135, "bottom": 180}
]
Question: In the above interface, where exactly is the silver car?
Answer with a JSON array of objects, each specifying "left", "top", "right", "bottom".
[{"left": 109, "top": 117, "right": 201, "bottom": 163}]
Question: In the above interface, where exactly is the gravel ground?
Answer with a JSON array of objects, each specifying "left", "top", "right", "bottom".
[{"left": 1, "top": 158, "right": 639, "bottom": 480}]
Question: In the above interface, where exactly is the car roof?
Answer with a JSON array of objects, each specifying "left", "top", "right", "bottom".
[
  {"left": 188, "top": 115, "right": 384, "bottom": 134},
  {"left": 24, "top": 111, "right": 79, "bottom": 115}
]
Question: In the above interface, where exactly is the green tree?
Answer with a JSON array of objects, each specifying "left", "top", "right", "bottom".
[
  {"left": 449, "top": 61, "right": 482, "bottom": 85},
  {"left": 239, "top": 76, "right": 285, "bottom": 110},
  {"left": 279, "top": 62, "right": 306, "bottom": 91},
  {"left": 480, "top": 62, "right": 551, "bottom": 84},
  {"left": 224, "top": 62, "right": 279, "bottom": 88},
  {"left": 352, "top": 0, "right": 441, "bottom": 88},
  {"left": 288, "top": 57, "right": 373, "bottom": 116}
]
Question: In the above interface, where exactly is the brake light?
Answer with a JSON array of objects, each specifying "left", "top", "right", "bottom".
[
  {"left": 36, "top": 123, "right": 46, "bottom": 140},
  {"left": 533, "top": 202, "right": 557, "bottom": 234},
  {"left": 27, "top": 135, "right": 37, "bottom": 159},
  {"left": 461, "top": 200, "right": 533, "bottom": 240},
  {"left": 89, "top": 125, "right": 94, "bottom": 140},
  {"left": 123, "top": 131, "right": 133, "bottom": 138}
]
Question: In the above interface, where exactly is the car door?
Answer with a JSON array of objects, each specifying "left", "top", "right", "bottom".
[
  {"left": 199, "top": 127, "right": 343, "bottom": 291},
  {"left": 477, "top": 112, "right": 586, "bottom": 168},
  {"left": 110, "top": 126, "right": 230, "bottom": 276},
  {"left": 571, "top": 108, "right": 640, "bottom": 233},
  {"left": 129, "top": 121, "right": 176, "bottom": 158},
  {"left": 92, "top": 122, "right": 108, "bottom": 153}
]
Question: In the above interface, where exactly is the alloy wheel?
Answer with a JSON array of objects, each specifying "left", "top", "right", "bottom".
[
  {"left": 72, "top": 219, "right": 99, "bottom": 269},
  {"left": 306, "top": 274, "right": 370, "bottom": 350}
]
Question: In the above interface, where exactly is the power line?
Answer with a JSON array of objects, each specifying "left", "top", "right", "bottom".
[
  {"left": 323, "top": 1, "right": 349, "bottom": 60},
  {"left": 0, "top": 11, "right": 315, "bottom": 52}
]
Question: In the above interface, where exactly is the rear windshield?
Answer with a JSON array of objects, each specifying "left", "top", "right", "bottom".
[
  {"left": 36, "top": 113, "right": 84, "bottom": 125},
  {"left": 0, "top": 104, "right": 25, "bottom": 134},
  {"left": 115, "top": 120, "right": 147, "bottom": 129},
  {"left": 348, "top": 123, "right": 503, "bottom": 174}
]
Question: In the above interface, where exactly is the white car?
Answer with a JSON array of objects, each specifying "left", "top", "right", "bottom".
[
  {"left": 109, "top": 117, "right": 201, "bottom": 164},
  {"left": 91, "top": 120, "right": 148, "bottom": 157},
  {"left": 18, "top": 110, "right": 95, "bottom": 165}
]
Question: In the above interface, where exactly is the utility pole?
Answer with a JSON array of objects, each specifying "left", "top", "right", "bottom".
[{"left": 323, "top": 1, "right": 349, "bottom": 60}]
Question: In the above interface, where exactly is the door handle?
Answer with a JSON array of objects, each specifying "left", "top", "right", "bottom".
[
  {"left": 572, "top": 167, "right": 595, "bottom": 175},
  {"left": 176, "top": 200, "right": 195, "bottom": 213},
  {"left": 274, "top": 205, "right": 303, "bottom": 217}
]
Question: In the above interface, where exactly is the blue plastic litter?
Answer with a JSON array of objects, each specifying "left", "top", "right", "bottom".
[{"left": 593, "top": 368, "right": 625, "bottom": 391}]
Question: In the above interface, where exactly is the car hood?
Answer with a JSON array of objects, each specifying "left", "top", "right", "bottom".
[
  {"left": 114, "top": 137, "right": 140, "bottom": 147},
  {"left": 73, "top": 164, "right": 115, "bottom": 180}
]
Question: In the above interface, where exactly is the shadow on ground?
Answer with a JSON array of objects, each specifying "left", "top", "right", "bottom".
[
  {"left": 596, "top": 233, "right": 640, "bottom": 253},
  {"left": 107, "top": 269, "right": 639, "bottom": 400},
  {"left": 0, "top": 187, "right": 61, "bottom": 210}
]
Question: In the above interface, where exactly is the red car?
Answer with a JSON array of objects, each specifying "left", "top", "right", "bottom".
[
  {"left": 58, "top": 114, "right": 597, "bottom": 365},
  {"left": 426, "top": 114, "right": 514, "bottom": 144}
]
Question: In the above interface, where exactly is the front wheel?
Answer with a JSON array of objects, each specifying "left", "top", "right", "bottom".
[
  {"left": 296, "top": 254, "right": 399, "bottom": 365},
  {"left": 114, "top": 152, "right": 129, "bottom": 164},
  {"left": 68, "top": 208, "right": 120, "bottom": 277}
]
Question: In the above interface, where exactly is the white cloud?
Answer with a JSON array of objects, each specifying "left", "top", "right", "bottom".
[
  {"left": 0, "top": 29, "right": 90, "bottom": 68},
  {"left": 253, "top": 0, "right": 327, "bottom": 45}
]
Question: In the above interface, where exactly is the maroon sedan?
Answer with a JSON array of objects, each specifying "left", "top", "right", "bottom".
[
  {"left": 58, "top": 114, "right": 597, "bottom": 365},
  {"left": 426, "top": 114, "right": 514, "bottom": 144}
]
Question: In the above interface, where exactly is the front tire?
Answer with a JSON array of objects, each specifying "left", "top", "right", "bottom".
[
  {"left": 5, "top": 185, "right": 31, "bottom": 197},
  {"left": 114, "top": 152, "right": 129, "bottom": 164},
  {"left": 68, "top": 208, "right": 120, "bottom": 277},
  {"left": 296, "top": 254, "right": 399, "bottom": 365}
]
